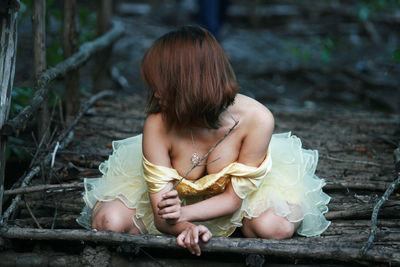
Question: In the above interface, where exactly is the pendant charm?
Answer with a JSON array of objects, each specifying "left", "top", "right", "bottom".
[{"left": 191, "top": 151, "right": 201, "bottom": 165}]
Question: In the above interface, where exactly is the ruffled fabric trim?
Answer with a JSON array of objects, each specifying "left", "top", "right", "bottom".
[
  {"left": 227, "top": 132, "right": 331, "bottom": 237},
  {"left": 77, "top": 132, "right": 331, "bottom": 237},
  {"left": 77, "top": 135, "right": 154, "bottom": 234}
]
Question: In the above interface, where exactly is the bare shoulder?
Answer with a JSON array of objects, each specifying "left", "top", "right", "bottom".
[
  {"left": 143, "top": 113, "right": 165, "bottom": 134},
  {"left": 233, "top": 94, "right": 274, "bottom": 166},
  {"left": 234, "top": 94, "right": 274, "bottom": 132},
  {"left": 142, "top": 113, "right": 172, "bottom": 167}
]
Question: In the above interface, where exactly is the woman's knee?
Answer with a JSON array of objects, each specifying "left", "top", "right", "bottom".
[
  {"left": 242, "top": 214, "right": 297, "bottom": 239},
  {"left": 92, "top": 209, "right": 126, "bottom": 232},
  {"left": 264, "top": 221, "right": 295, "bottom": 239}
]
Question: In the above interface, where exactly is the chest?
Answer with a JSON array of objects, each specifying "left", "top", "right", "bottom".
[{"left": 169, "top": 129, "right": 242, "bottom": 180}]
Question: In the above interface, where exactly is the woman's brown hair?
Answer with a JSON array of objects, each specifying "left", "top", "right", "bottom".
[{"left": 141, "top": 25, "right": 238, "bottom": 129}]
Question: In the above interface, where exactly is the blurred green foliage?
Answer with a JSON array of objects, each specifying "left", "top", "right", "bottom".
[
  {"left": 285, "top": 37, "right": 335, "bottom": 65},
  {"left": 392, "top": 49, "right": 400, "bottom": 63}
]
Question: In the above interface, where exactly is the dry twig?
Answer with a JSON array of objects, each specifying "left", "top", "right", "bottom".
[
  {"left": 24, "top": 200, "right": 42, "bottom": 229},
  {"left": 360, "top": 148, "right": 400, "bottom": 255}
]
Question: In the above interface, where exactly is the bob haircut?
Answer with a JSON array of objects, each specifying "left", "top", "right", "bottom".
[{"left": 141, "top": 25, "right": 238, "bottom": 129}]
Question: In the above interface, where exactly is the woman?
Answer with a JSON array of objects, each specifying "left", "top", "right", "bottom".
[{"left": 77, "top": 26, "right": 330, "bottom": 256}]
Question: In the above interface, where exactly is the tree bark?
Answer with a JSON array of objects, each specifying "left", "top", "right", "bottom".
[
  {"left": 92, "top": 0, "right": 113, "bottom": 93},
  {"left": 0, "top": 8, "right": 18, "bottom": 220},
  {"left": 32, "top": 0, "right": 49, "bottom": 141},
  {"left": 63, "top": 0, "right": 80, "bottom": 124}
]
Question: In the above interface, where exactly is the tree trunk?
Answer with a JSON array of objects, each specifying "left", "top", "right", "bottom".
[
  {"left": 63, "top": 0, "right": 80, "bottom": 124},
  {"left": 32, "top": 0, "right": 49, "bottom": 141},
  {"left": 0, "top": 8, "right": 18, "bottom": 219},
  {"left": 92, "top": 0, "right": 113, "bottom": 93}
]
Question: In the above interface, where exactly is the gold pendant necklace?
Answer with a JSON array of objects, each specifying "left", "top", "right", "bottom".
[{"left": 190, "top": 130, "right": 202, "bottom": 165}]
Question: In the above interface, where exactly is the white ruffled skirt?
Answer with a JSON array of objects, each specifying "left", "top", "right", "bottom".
[{"left": 77, "top": 132, "right": 331, "bottom": 237}]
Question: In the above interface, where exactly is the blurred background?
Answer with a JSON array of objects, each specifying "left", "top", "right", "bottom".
[
  {"left": 7, "top": 0, "right": 400, "bottom": 171},
  {"left": 14, "top": 0, "right": 400, "bottom": 113}
]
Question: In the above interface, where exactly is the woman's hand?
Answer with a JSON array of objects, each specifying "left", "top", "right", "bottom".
[
  {"left": 176, "top": 224, "right": 212, "bottom": 256},
  {"left": 157, "top": 189, "right": 182, "bottom": 224}
]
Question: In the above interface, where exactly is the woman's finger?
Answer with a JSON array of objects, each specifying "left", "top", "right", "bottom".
[
  {"left": 161, "top": 211, "right": 180, "bottom": 220},
  {"left": 162, "top": 190, "right": 178, "bottom": 199},
  {"left": 201, "top": 230, "right": 212, "bottom": 242},
  {"left": 177, "top": 232, "right": 186, "bottom": 248},
  {"left": 184, "top": 230, "right": 193, "bottom": 254},
  {"left": 190, "top": 227, "right": 201, "bottom": 256},
  {"left": 158, "top": 205, "right": 178, "bottom": 215},
  {"left": 198, "top": 225, "right": 212, "bottom": 242},
  {"left": 157, "top": 198, "right": 181, "bottom": 209}
]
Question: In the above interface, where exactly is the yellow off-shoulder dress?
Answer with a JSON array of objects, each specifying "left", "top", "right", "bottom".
[{"left": 77, "top": 132, "right": 331, "bottom": 237}]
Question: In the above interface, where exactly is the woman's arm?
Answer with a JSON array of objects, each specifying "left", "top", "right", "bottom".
[
  {"left": 177, "top": 182, "right": 242, "bottom": 222},
  {"left": 160, "top": 106, "right": 275, "bottom": 223},
  {"left": 149, "top": 182, "right": 212, "bottom": 256},
  {"left": 143, "top": 114, "right": 190, "bottom": 233},
  {"left": 148, "top": 182, "right": 194, "bottom": 234}
]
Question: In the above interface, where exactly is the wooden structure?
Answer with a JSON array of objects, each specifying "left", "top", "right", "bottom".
[{"left": 0, "top": 95, "right": 399, "bottom": 265}]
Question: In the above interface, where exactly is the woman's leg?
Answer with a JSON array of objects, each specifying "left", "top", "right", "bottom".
[
  {"left": 241, "top": 207, "right": 301, "bottom": 239},
  {"left": 91, "top": 199, "right": 142, "bottom": 234}
]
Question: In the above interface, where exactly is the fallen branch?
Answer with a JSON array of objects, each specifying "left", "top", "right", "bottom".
[
  {"left": 9, "top": 215, "right": 78, "bottom": 229},
  {"left": 361, "top": 148, "right": 400, "bottom": 255},
  {"left": 8, "top": 146, "right": 110, "bottom": 157},
  {"left": 0, "top": 166, "right": 40, "bottom": 224},
  {"left": 0, "top": 227, "right": 398, "bottom": 264},
  {"left": 330, "top": 219, "right": 400, "bottom": 228},
  {"left": 320, "top": 155, "right": 385, "bottom": 167},
  {"left": 325, "top": 180, "right": 393, "bottom": 192},
  {"left": 326, "top": 200, "right": 400, "bottom": 220},
  {"left": 4, "top": 182, "right": 83, "bottom": 196},
  {"left": 53, "top": 90, "right": 115, "bottom": 147},
  {"left": 18, "top": 200, "right": 83, "bottom": 213},
  {"left": 1, "top": 91, "right": 113, "bottom": 224},
  {"left": 0, "top": 21, "right": 124, "bottom": 136}
]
